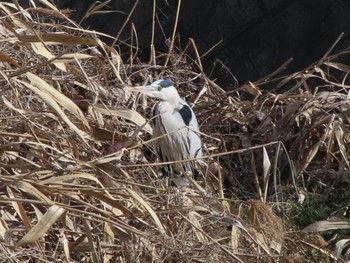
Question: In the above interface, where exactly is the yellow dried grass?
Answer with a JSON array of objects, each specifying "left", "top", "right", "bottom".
[{"left": 0, "top": 1, "right": 350, "bottom": 263}]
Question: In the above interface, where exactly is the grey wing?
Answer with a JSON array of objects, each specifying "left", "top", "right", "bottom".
[
  {"left": 178, "top": 99, "right": 202, "bottom": 159},
  {"left": 152, "top": 100, "right": 202, "bottom": 174},
  {"left": 152, "top": 103, "right": 168, "bottom": 161}
]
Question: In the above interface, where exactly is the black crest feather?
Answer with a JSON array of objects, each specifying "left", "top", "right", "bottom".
[{"left": 158, "top": 79, "right": 174, "bottom": 88}]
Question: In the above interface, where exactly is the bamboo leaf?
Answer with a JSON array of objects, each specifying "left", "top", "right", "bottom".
[
  {"left": 26, "top": 72, "right": 90, "bottom": 129},
  {"left": 262, "top": 146, "right": 271, "bottom": 202},
  {"left": 16, "top": 205, "right": 65, "bottom": 247},
  {"left": 188, "top": 211, "right": 207, "bottom": 243},
  {"left": 92, "top": 104, "right": 152, "bottom": 134},
  {"left": 304, "top": 220, "right": 350, "bottom": 232},
  {"left": 126, "top": 189, "right": 166, "bottom": 235},
  {"left": 16, "top": 79, "right": 90, "bottom": 144}
]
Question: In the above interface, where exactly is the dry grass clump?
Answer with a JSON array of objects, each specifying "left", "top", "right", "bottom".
[{"left": 1, "top": 1, "right": 350, "bottom": 262}]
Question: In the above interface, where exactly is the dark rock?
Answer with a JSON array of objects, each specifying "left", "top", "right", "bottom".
[{"left": 33, "top": 1, "right": 350, "bottom": 87}]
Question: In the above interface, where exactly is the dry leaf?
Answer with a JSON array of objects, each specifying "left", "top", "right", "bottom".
[{"left": 17, "top": 205, "right": 65, "bottom": 247}]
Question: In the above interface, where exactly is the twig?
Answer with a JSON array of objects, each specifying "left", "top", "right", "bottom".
[
  {"left": 112, "top": 0, "right": 139, "bottom": 47},
  {"left": 181, "top": 214, "right": 244, "bottom": 263},
  {"left": 164, "top": 0, "right": 182, "bottom": 67},
  {"left": 150, "top": 0, "right": 156, "bottom": 65},
  {"left": 316, "top": 32, "right": 344, "bottom": 67}
]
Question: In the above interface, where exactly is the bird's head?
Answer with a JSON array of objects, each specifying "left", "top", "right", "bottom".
[{"left": 128, "top": 79, "right": 180, "bottom": 102}]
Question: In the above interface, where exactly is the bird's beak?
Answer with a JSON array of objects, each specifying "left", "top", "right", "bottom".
[{"left": 128, "top": 85, "right": 156, "bottom": 97}]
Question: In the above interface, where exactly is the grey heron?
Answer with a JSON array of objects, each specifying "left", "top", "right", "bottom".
[{"left": 129, "top": 79, "right": 202, "bottom": 182}]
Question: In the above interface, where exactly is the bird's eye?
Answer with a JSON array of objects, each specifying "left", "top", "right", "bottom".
[{"left": 157, "top": 86, "right": 163, "bottom": 91}]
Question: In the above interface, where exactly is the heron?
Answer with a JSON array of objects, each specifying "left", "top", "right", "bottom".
[{"left": 129, "top": 79, "right": 202, "bottom": 184}]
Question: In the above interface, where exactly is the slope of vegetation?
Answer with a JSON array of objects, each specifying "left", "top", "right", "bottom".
[{"left": 1, "top": 1, "right": 350, "bottom": 262}]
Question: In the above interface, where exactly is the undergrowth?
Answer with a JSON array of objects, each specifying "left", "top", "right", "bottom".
[{"left": 0, "top": 1, "right": 350, "bottom": 262}]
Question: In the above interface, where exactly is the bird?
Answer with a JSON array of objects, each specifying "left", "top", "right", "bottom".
[{"left": 129, "top": 79, "right": 202, "bottom": 184}]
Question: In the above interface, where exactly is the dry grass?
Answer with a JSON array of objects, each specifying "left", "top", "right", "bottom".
[{"left": 1, "top": 1, "right": 350, "bottom": 262}]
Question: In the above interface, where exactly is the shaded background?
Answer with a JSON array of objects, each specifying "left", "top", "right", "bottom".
[{"left": 51, "top": 0, "right": 350, "bottom": 87}]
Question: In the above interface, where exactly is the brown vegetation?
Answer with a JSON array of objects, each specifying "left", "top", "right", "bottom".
[{"left": 0, "top": 1, "right": 350, "bottom": 262}]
